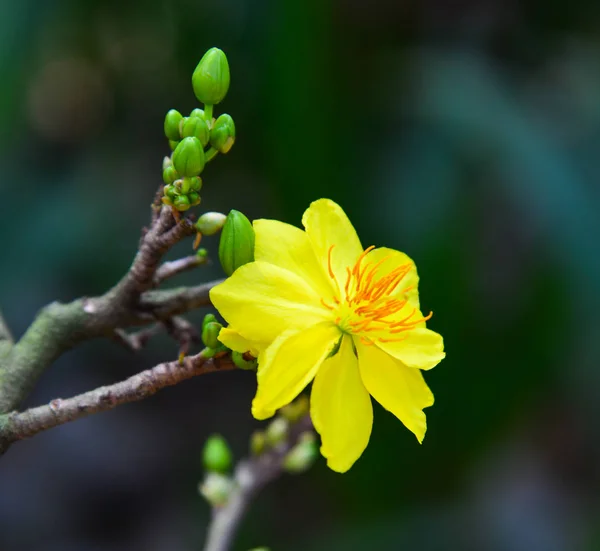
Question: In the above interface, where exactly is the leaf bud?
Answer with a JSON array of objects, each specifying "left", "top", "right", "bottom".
[
  {"left": 164, "top": 109, "right": 183, "bottom": 141},
  {"left": 199, "top": 472, "right": 234, "bottom": 508},
  {"left": 218, "top": 210, "right": 255, "bottom": 276},
  {"left": 173, "top": 194, "right": 191, "bottom": 211},
  {"left": 265, "top": 417, "right": 289, "bottom": 447},
  {"left": 162, "top": 166, "right": 179, "bottom": 185},
  {"left": 210, "top": 114, "right": 236, "bottom": 154},
  {"left": 181, "top": 115, "right": 210, "bottom": 147},
  {"left": 192, "top": 47, "right": 230, "bottom": 105},
  {"left": 250, "top": 430, "right": 267, "bottom": 456},
  {"left": 282, "top": 432, "right": 318, "bottom": 474},
  {"left": 203, "top": 434, "right": 233, "bottom": 473},
  {"left": 172, "top": 137, "right": 205, "bottom": 177},
  {"left": 202, "top": 320, "right": 223, "bottom": 349},
  {"left": 195, "top": 212, "right": 227, "bottom": 236},
  {"left": 231, "top": 351, "right": 257, "bottom": 371}
]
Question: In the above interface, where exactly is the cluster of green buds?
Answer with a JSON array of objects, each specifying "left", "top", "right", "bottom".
[{"left": 162, "top": 47, "right": 236, "bottom": 211}]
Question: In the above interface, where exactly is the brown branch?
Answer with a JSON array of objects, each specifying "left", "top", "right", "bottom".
[
  {"left": 0, "top": 350, "right": 236, "bottom": 454},
  {"left": 203, "top": 415, "right": 313, "bottom": 551},
  {"left": 154, "top": 254, "right": 209, "bottom": 285},
  {"left": 0, "top": 206, "right": 214, "bottom": 414}
]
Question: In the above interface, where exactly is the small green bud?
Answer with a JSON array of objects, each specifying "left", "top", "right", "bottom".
[
  {"left": 195, "top": 212, "right": 227, "bottom": 236},
  {"left": 197, "top": 248, "right": 208, "bottom": 259},
  {"left": 232, "top": 351, "right": 257, "bottom": 371},
  {"left": 173, "top": 194, "right": 191, "bottom": 211},
  {"left": 162, "top": 156, "right": 173, "bottom": 171},
  {"left": 164, "top": 109, "right": 183, "bottom": 141},
  {"left": 203, "top": 434, "right": 233, "bottom": 473},
  {"left": 199, "top": 472, "right": 235, "bottom": 507},
  {"left": 189, "top": 192, "right": 201, "bottom": 206},
  {"left": 191, "top": 108, "right": 205, "bottom": 119},
  {"left": 210, "top": 114, "right": 236, "bottom": 154},
  {"left": 282, "top": 432, "right": 318, "bottom": 474},
  {"left": 202, "top": 314, "right": 217, "bottom": 329},
  {"left": 169, "top": 139, "right": 179, "bottom": 151},
  {"left": 202, "top": 321, "right": 223, "bottom": 349},
  {"left": 218, "top": 210, "right": 255, "bottom": 276},
  {"left": 172, "top": 137, "right": 205, "bottom": 177},
  {"left": 280, "top": 395, "right": 309, "bottom": 423},
  {"left": 163, "top": 184, "right": 179, "bottom": 200},
  {"left": 265, "top": 417, "right": 289, "bottom": 447},
  {"left": 182, "top": 115, "right": 210, "bottom": 146},
  {"left": 190, "top": 176, "right": 202, "bottom": 191},
  {"left": 192, "top": 47, "right": 231, "bottom": 105},
  {"left": 162, "top": 166, "right": 179, "bottom": 185},
  {"left": 250, "top": 430, "right": 267, "bottom": 456},
  {"left": 179, "top": 177, "right": 196, "bottom": 194}
]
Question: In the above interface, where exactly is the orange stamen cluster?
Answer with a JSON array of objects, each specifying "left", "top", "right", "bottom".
[{"left": 325, "top": 245, "right": 432, "bottom": 343}]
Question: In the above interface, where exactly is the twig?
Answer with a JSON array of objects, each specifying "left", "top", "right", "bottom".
[
  {"left": 154, "top": 254, "right": 209, "bottom": 285},
  {"left": 203, "top": 415, "right": 313, "bottom": 551},
  {"left": 0, "top": 350, "right": 236, "bottom": 454},
  {"left": 112, "top": 325, "right": 165, "bottom": 352},
  {"left": 0, "top": 206, "right": 212, "bottom": 414}
]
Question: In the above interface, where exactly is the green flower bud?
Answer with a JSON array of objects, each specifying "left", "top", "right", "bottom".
[
  {"left": 178, "top": 177, "right": 195, "bottom": 194},
  {"left": 192, "top": 47, "right": 231, "bottom": 105},
  {"left": 265, "top": 417, "right": 289, "bottom": 447},
  {"left": 202, "top": 314, "right": 217, "bottom": 329},
  {"left": 280, "top": 395, "right": 309, "bottom": 423},
  {"left": 163, "top": 184, "right": 179, "bottom": 200},
  {"left": 181, "top": 115, "right": 210, "bottom": 147},
  {"left": 191, "top": 108, "right": 205, "bottom": 119},
  {"left": 203, "top": 434, "right": 233, "bottom": 473},
  {"left": 189, "top": 192, "right": 201, "bottom": 206},
  {"left": 210, "top": 114, "right": 236, "bottom": 154},
  {"left": 164, "top": 109, "right": 183, "bottom": 141},
  {"left": 282, "top": 432, "right": 318, "bottom": 474},
  {"left": 195, "top": 212, "right": 227, "bottom": 236},
  {"left": 172, "top": 137, "right": 205, "bottom": 177},
  {"left": 169, "top": 139, "right": 179, "bottom": 151},
  {"left": 202, "top": 321, "right": 223, "bottom": 349},
  {"left": 173, "top": 194, "right": 191, "bottom": 211},
  {"left": 218, "top": 210, "right": 255, "bottom": 276},
  {"left": 161, "top": 196, "right": 173, "bottom": 206},
  {"left": 250, "top": 430, "right": 267, "bottom": 456},
  {"left": 190, "top": 176, "right": 203, "bottom": 192},
  {"left": 162, "top": 166, "right": 179, "bottom": 185},
  {"left": 197, "top": 248, "right": 208, "bottom": 259},
  {"left": 162, "top": 156, "right": 173, "bottom": 171},
  {"left": 199, "top": 472, "right": 234, "bottom": 507},
  {"left": 232, "top": 351, "right": 257, "bottom": 371}
]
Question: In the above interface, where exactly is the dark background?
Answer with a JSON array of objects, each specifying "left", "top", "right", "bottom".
[{"left": 2, "top": 0, "right": 600, "bottom": 550}]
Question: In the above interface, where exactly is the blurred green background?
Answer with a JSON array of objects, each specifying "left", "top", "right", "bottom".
[{"left": 2, "top": 0, "right": 600, "bottom": 550}]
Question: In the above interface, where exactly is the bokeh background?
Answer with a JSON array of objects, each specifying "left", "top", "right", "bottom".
[{"left": 2, "top": 0, "right": 600, "bottom": 550}]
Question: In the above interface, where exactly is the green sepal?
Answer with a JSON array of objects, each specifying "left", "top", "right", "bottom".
[{"left": 231, "top": 351, "right": 257, "bottom": 371}]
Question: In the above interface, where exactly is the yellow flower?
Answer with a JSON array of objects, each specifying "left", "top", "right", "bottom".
[{"left": 210, "top": 199, "right": 445, "bottom": 472}]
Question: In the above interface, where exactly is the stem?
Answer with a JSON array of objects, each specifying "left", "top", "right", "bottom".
[
  {"left": 204, "top": 147, "right": 219, "bottom": 163},
  {"left": 204, "top": 104, "right": 214, "bottom": 125}
]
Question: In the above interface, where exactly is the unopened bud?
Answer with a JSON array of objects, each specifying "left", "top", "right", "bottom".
[
  {"left": 163, "top": 166, "right": 179, "bottom": 185},
  {"left": 196, "top": 212, "right": 227, "bottom": 236},
  {"left": 163, "top": 184, "right": 179, "bottom": 200},
  {"left": 265, "top": 417, "right": 289, "bottom": 447},
  {"left": 172, "top": 137, "right": 205, "bottom": 177},
  {"left": 173, "top": 194, "right": 191, "bottom": 211},
  {"left": 218, "top": 210, "right": 255, "bottom": 276},
  {"left": 210, "top": 114, "right": 236, "bottom": 154},
  {"left": 182, "top": 115, "right": 210, "bottom": 147},
  {"left": 169, "top": 139, "right": 179, "bottom": 151},
  {"left": 250, "top": 430, "right": 267, "bottom": 456},
  {"left": 232, "top": 351, "right": 257, "bottom": 371},
  {"left": 191, "top": 108, "right": 205, "bottom": 119},
  {"left": 164, "top": 109, "right": 183, "bottom": 141},
  {"left": 189, "top": 192, "right": 201, "bottom": 206},
  {"left": 203, "top": 434, "right": 233, "bottom": 473},
  {"left": 282, "top": 432, "right": 318, "bottom": 474},
  {"left": 192, "top": 47, "right": 231, "bottom": 105},
  {"left": 199, "top": 472, "right": 234, "bottom": 507},
  {"left": 202, "top": 321, "right": 223, "bottom": 349}
]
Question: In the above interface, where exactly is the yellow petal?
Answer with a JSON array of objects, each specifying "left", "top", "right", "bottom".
[
  {"left": 376, "top": 327, "right": 445, "bottom": 370},
  {"left": 362, "top": 246, "right": 420, "bottom": 309},
  {"left": 217, "top": 327, "right": 265, "bottom": 357},
  {"left": 252, "top": 323, "right": 341, "bottom": 420},
  {"left": 210, "top": 261, "right": 330, "bottom": 344},
  {"left": 310, "top": 335, "right": 373, "bottom": 472},
  {"left": 301, "top": 199, "right": 363, "bottom": 286},
  {"left": 355, "top": 339, "right": 434, "bottom": 443},
  {"left": 253, "top": 219, "right": 335, "bottom": 299}
]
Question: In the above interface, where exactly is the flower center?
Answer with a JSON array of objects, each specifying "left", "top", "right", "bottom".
[{"left": 320, "top": 245, "right": 432, "bottom": 345}]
